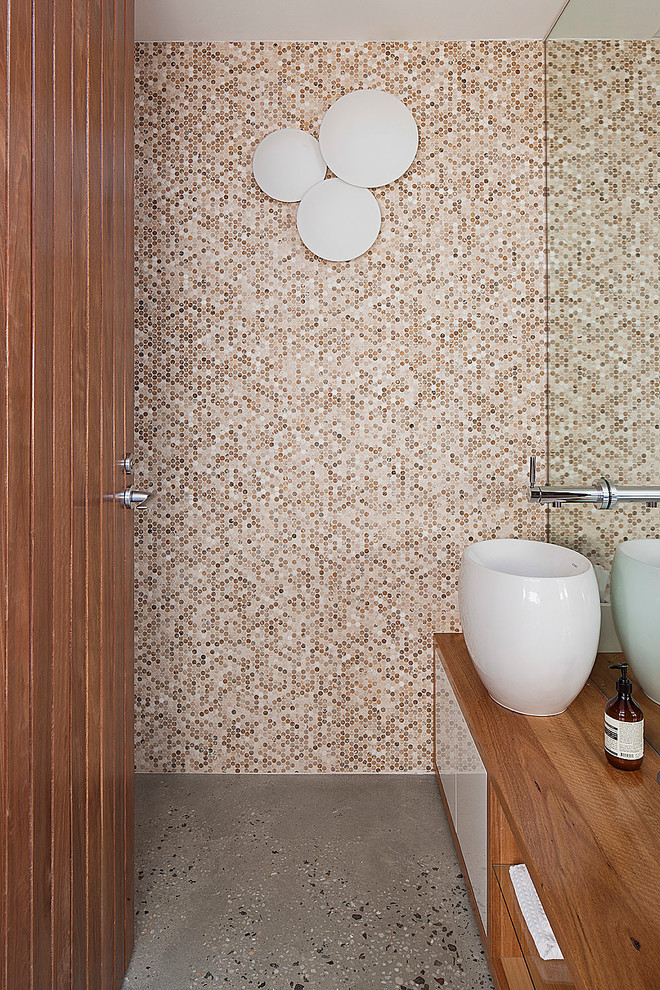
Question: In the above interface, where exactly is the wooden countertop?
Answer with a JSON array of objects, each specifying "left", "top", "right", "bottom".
[{"left": 434, "top": 633, "right": 660, "bottom": 990}]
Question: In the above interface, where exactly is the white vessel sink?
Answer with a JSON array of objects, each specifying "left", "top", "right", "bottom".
[
  {"left": 459, "top": 539, "right": 600, "bottom": 716},
  {"left": 611, "top": 539, "right": 660, "bottom": 704}
]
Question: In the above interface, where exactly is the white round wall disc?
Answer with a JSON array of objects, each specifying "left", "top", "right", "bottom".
[
  {"left": 318, "top": 90, "right": 418, "bottom": 189},
  {"left": 253, "top": 129, "right": 327, "bottom": 203},
  {"left": 296, "top": 178, "right": 381, "bottom": 262}
]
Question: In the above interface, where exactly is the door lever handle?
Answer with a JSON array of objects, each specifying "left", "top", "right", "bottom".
[{"left": 116, "top": 486, "right": 156, "bottom": 510}]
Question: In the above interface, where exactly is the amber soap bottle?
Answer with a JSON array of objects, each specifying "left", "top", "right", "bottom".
[{"left": 604, "top": 663, "right": 644, "bottom": 770}]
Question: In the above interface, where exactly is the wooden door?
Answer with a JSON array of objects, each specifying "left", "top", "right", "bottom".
[{"left": 0, "top": 0, "right": 135, "bottom": 988}]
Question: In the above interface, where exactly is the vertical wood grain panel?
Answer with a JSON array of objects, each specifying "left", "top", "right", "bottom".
[
  {"left": 70, "top": 0, "right": 90, "bottom": 984},
  {"left": 31, "top": 0, "right": 56, "bottom": 976},
  {"left": 123, "top": 0, "right": 135, "bottom": 967},
  {"left": 2, "top": 0, "right": 134, "bottom": 983},
  {"left": 112, "top": 2, "right": 125, "bottom": 983},
  {"left": 31, "top": 2, "right": 55, "bottom": 973},
  {"left": 6, "top": 0, "right": 33, "bottom": 982},
  {"left": 87, "top": 0, "right": 104, "bottom": 984},
  {"left": 100, "top": 0, "right": 116, "bottom": 982},
  {"left": 52, "top": 0, "right": 73, "bottom": 983},
  {"left": 0, "top": 2, "right": 7, "bottom": 987}
]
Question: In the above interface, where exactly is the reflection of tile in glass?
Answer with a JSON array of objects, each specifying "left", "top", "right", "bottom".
[{"left": 546, "top": 40, "right": 660, "bottom": 569}]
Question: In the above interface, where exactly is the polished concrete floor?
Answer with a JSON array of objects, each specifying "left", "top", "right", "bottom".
[{"left": 122, "top": 774, "right": 493, "bottom": 990}]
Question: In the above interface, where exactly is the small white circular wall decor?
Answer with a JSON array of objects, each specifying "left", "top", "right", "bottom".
[
  {"left": 296, "top": 178, "right": 381, "bottom": 262},
  {"left": 252, "top": 128, "right": 327, "bottom": 203},
  {"left": 318, "top": 90, "right": 418, "bottom": 189}
]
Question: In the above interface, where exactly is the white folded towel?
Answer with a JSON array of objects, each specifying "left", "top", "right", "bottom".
[{"left": 509, "top": 864, "right": 564, "bottom": 961}]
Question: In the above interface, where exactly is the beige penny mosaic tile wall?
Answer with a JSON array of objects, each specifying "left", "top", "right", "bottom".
[
  {"left": 134, "top": 41, "right": 547, "bottom": 773},
  {"left": 547, "top": 41, "right": 660, "bottom": 569}
]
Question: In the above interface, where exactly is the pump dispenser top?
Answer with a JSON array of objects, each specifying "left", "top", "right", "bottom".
[{"left": 610, "top": 662, "right": 633, "bottom": 697}]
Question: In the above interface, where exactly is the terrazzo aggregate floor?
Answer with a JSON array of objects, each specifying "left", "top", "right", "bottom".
[{"left": 123, "top": 774, "right": 494, "bottom": 990}]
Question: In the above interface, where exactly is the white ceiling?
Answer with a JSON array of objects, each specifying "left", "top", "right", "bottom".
[
  {"left": 135, "top": 0, "right": 569, "bottom": 43},
  {"left": 549, "top": 0, "right": 660, "bottom": 38}
]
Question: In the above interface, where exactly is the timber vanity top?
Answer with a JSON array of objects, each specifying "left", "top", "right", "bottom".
[{"left": 433, "top": 633, "right": 660, "bottom": 990}]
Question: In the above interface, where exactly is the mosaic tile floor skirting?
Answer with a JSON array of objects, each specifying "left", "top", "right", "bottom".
[{"left": 122, "top": 774, "right": 493, "bottom": 989}]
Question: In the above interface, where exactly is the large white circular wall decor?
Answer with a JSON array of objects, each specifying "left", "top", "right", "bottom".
[
  {"left": 319, "top": 90, "right": 418, "bottom": 189},
  {"left": 253, "top": 129, "right": 327, "bottom": 202},
  {"left": 296, "top": 178, "right": 381, "bottom": 262}
]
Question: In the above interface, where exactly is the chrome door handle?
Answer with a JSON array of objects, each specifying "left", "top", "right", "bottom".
[
  {"left": 116, "top": 486, "right": 156, "bottom": 510},
  {"left": 120, "top": 453, "right": 135, "bottom": 475}
]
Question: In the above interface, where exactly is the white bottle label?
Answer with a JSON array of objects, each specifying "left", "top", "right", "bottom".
[{"left": 604, "top": 713, "right": 644, "bottom": 761}]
